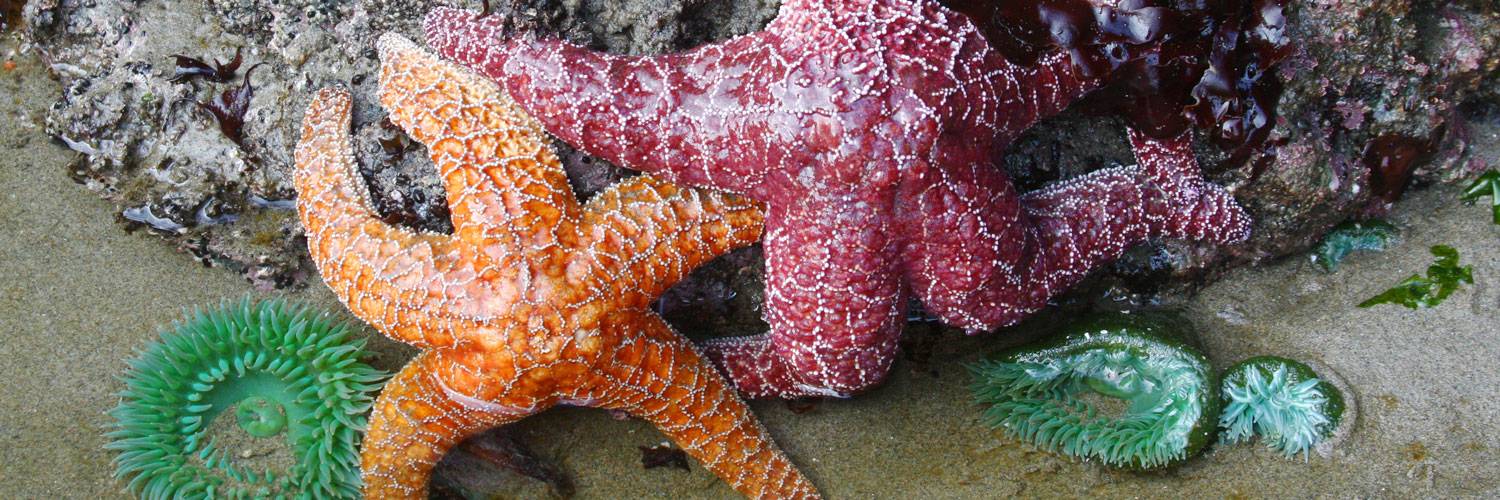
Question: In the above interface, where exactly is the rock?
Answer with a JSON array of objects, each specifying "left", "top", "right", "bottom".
[
  {"left": 1002, "top": 0, "right": 1500, "bottom": 307},
  {"left": 22, "top": 0, "right": 1500, "bottom": 301},
  {"left": 24, "top": 0, "right": 778, "bottom": 289}
]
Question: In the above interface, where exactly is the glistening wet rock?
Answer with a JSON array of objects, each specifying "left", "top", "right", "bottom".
[{"left": 23, "top": 0, "right": 1500, "bottom": 311}]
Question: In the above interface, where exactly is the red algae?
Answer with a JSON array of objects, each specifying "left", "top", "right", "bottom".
[
  {"left": 1362, "top": 134, "right": 1437, "bottom": 206},
  {"left": 195, "top": 63, "right": 263, "bottom": 148},
  {"left": 950, "top": 0, "right": 1293, "bottom": 171},
  {"left": 167, "top": 48, "right": 245, "bottom": 84}
]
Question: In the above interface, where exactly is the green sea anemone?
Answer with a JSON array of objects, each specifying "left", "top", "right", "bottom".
[
  {"left": 1312, "top": 220, "right": 1398, "bottom": 272},
  {"left": 969, "top": 313, "right": 1220, "bottom": 470},
  {"left": 1218, "top": 356, "right": 1346, "bottom": 459},
  {"left": 106, "top": 298, "right": 387, "bottom": 499}
]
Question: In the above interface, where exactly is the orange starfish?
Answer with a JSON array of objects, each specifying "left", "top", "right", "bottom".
[{"left": 293, "top": 34, "right": 818, "bottom": 499}]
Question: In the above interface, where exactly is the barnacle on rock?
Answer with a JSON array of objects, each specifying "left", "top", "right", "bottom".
[
  {"left": 1219, "top": 356, "right": 1347, "bottom": 459},
  {"left": 969, "top": 313, "right": 1220, "bottom": 470},
  {"left": 437, "top": 429, "right": 575, "bottom": 497},
  {"left": 105, "top": 298, "right": 387, "bottom": 499},
  {"left": 0, "top": 1, "right": 23, "bottom": 32},
  {"left": 638, "top": 443, "right": 692, "bottom": 472}
]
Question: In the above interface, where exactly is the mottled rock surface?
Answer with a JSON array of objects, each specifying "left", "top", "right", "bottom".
[
  {"left": 1003, "top": 0, "right": 1500, "bottom": 305},
  {"left": 23, "top": 0, "right": 779, "bottom": 289},
  {"left": 22, "top": 0, "right": 1500, "bottom": 311}
]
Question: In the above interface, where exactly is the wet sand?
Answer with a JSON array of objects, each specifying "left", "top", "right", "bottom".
[{"left": 3, "top": 38, "right": 1498, "bottom": 498}]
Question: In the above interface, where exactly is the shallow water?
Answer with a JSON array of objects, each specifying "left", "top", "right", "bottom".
[{"left": 2, "top": 35, "right": 1498, "bottom": 498}]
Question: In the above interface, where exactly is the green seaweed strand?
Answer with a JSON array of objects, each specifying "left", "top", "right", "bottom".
[
  {"left": 1460, "top": 169, "right": 1499, "bottom": 225},
  {"left": 1219, "top": 356, "right": 1345, "bottom": 459},
  {"left": 1358, "top": 245, "right": 1474, "bottom": 309},
  {"left": 105, "top": 298, "right": 388, "bottom": 499},
  {"left": 968, "top": 314, "right": 1220, "bottom": 470}
]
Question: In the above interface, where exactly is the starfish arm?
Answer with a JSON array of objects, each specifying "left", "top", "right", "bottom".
[
  {"left": 362, "top": 350, "right": 540, "bottom": 499},
  {"left": 377, "top": 34, "right": 581, "bottom": 247},
  {"left": 587, "top": 311, "right": 820, "bottom": 499},
  {"left": 702, "top": 195, "right": 906, "bottom": 399},
  {"left": 957, "top": 47, "right": 1103, "bottom": 146},
  {"left": 580, "top": 175, "right": 765, "bottom": 306},
  {"left": 998, "top": 51, "right": 1103, "bottom": 141},
  {"left": 907, "top": 133, "right": 1250, "bottom": 331},
  {"left": 906, "top": 162, "right": 1157, "bottom": 330},
  {"left": 295, "top": 88, "right": 484, "bottom": 349},
  {"left": 424, "top": 7, "right": 788, "bottom": 194},
  {"left": 1127, "top": 128, "right": 1252, "bottom": 243},
  {"left": 899, "top": 148, "right": 1036, "bottom": 331},
  {"left": 1016, "top": 166, "right": 1160, "bottom": 307}
]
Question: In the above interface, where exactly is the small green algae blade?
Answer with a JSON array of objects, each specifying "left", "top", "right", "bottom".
[
  {"left": 1460, "top": 169, "right": 1500, "bottom": 225},
  {"left": 1358, "top": 245, "right": 1474, "bottom": 309}
]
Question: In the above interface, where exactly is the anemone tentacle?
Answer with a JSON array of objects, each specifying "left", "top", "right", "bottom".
[
  {"left": 106, "top": 298, "right": 388, "bottom": 499},
  {"left": 969, "top": 313, "right": 1220, "bottom": 470},
  {"left": 1219, "top": 356, "right": 1346, "bottom": 459}
]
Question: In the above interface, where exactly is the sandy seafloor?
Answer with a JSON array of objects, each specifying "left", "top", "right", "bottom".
[{"left": 2, "top": 35, "right": 1498, "bottom": 499}]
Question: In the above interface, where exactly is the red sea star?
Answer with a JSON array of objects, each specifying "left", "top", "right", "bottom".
[
  {"left": 424, "top": 0, "right": 1251, "bottom": 399},
  {"left": 295, "top": 34, "right": 817, "bottom": 498}
]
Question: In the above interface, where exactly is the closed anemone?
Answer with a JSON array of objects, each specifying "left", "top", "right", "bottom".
[
  {"left": 105, "top": 298, "right": 388, "bottom": 499},
  {"left": 969, "top": 313, "right": 1220, "bottom": 470},
  {"left": 1218, "top": 356, "right": 1346, "bottom": 459}
]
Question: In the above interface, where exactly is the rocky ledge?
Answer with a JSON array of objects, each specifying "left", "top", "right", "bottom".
[{"left": 19, "top": 0, "right": 1500, "bottom": 310}]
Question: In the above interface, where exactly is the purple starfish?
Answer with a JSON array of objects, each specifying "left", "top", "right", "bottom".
[{"left": 424, "top": 0, "right": 1251, "bottom": 399}]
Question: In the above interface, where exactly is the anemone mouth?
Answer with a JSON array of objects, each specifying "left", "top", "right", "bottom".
[
  {"left": 1218, "top": 356, "right": 1347, "bottom": 459},
  {"left": 105, "top": 298, "right": 388, "bottom": 499},
  {"left": 969, "top": 314, "right": 1219, "bottom": 470}
]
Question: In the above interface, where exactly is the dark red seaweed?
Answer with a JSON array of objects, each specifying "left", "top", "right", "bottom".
[
  {"left": 948, "top": 0, "right": 1293, "bottom": 170},
  {"left": 168, "top": 48, "right": 244, "bottom": 84},
  {"left": 195, "top": 63, "right": 263, "bottom": 148},
  {"left": 638, "top": 444, "right": 691, "bottom": 471}
]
